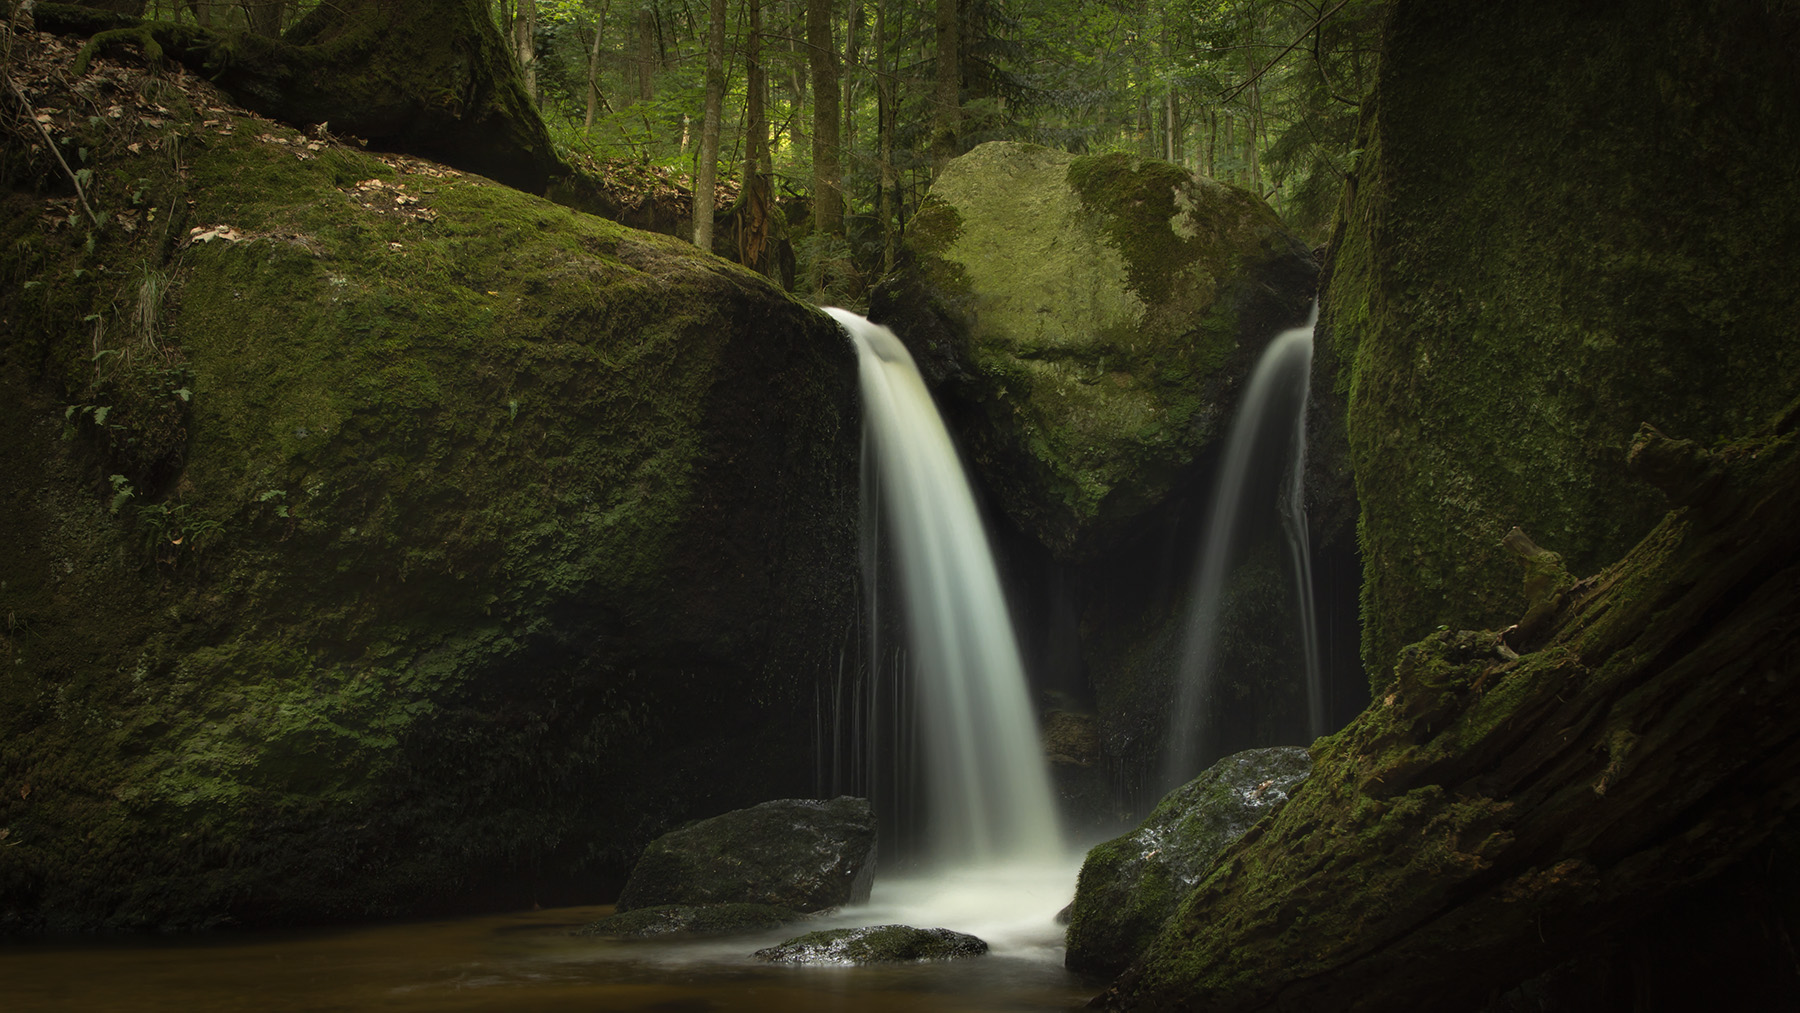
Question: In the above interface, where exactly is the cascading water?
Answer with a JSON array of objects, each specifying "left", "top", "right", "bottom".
[
  {"left": 827, "top": 308, "right": 1062, "bottom": 865},
  {"left": 1163, "top": 305, "right": 1324, "bottom": 792}
]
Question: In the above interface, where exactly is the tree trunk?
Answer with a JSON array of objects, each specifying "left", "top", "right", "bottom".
[
  {"left": 931, "top": 0, "right": 958, "bottom": 169},
  {"left": 739, "top": 0, "right": 774, "bottom": 277},
  {"left": 1097, "top": 414, "right": 1800, "bottom": 1010},
  {"left": 693, "top": 0, "right": 725, "bottom": 251},
  {"left": 583, "top": 4, "right": 609, "bottom": 135},
  {"left": 807, "top": 0, "right": 841, "bottom": 267},
  {"left": 636, "top": 3, "right": 655, "bottom": 102},
  {"left": 876, "top": 0, "right": 896, "bottom": 275},
  {"left": 512, "top": 0, "right": 538, "bottom": 103}
]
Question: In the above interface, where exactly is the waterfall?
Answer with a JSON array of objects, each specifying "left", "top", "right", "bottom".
[
  {"left": 827, "top": 308, "right": 1062, "bottom": 865},
  {"left": 1163, "top": 305, "right": 1323, "bottom": 792}
]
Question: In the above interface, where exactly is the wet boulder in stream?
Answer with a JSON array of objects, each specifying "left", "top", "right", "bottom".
[
  {"left": 1065, "top": 746, "right": 1312, "bottom": 975},
  {"left": 614, "top": 797, "right": 878, "bottom": 914}
]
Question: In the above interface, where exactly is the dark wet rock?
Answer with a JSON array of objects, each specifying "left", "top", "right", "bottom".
[
  {"left": 1065, "top": 746, "right": 1312, "bottom": 975},
  {"left": 575, "top": 903, "right": 807, "bottom": 938},
  {"left": 615, "top": 797, "right": 877, "bottom": 914},
  {"left": 754, "top": 925, "right": 988, "bottom": 964}
]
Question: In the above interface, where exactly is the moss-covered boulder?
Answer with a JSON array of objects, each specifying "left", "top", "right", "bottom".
[
  {"left": 614, "top": 797, "right": 877, "bottom": 914},
  {"left": 575, "top": 903, "right": 807, "bottom": 938},
  {"left": 0, "top": 37, "right": 857, "bottom": 933},
  {"left": 754, "top": 924, "right": 988, "bottom": 964},
  {"left": 869, "top": 141, "right": 1315, "bottom": 561},
  {"left": 33, "top": 0, "right": 564, "bottom": 193},
  {"left": 1065, "top": 746, "right": 1311, "bottom": 975},
  {"left": 1323, "top": 0, "right": 1800, "bottom": 683}
]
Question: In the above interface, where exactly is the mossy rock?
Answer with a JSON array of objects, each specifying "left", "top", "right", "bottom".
[
  {"left": 870, "top": 141, "right": 1316, "bottom": 561},
  {"left": 575, "top": 903, "right": 807, "bottom": 938},
  {"left": 1323, "top": 0, "right": 1800, "bottom": 685},
  {"left": 0, "top": 38, "right": 858, "bottom": 933},
  {"left": 1064, "top": 746, "right": 1311, "bottom": 975},
  {"left": 754, "top": 924, "right": 988, "bottom": 964},
  {"left": 615, "top": 797, "right": 877, "bottom": 914}
]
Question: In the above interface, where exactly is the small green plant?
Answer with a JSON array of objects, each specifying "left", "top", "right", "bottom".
[
  {"left": 108, "top": 473, "right": 134, "bottom": 513},
  {"left": 257, "top": 488, "right": 289, "bottom": 519}
]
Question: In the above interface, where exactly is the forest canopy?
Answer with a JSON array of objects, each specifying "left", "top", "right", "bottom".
[{"left": 45, "top": 0, "right": 1378, "bottom": 306}]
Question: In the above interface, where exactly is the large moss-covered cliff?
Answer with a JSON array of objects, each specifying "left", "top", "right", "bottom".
[
  {"left": 0, "top": 37, "right": 857, "bottom": 932},
  {"left": 1323, "top": 0, "right": 1800, "bottom": 682}
]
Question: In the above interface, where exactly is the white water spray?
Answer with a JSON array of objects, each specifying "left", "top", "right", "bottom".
[
  {"left": 1164, "top": 305, "right": 1323, "bottom": 791},
  {"left": 828, "top": 308, "right": 1062, "bottom": 865}
]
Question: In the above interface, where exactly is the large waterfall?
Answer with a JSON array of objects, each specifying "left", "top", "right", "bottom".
[
  {"left": 1163, "top": 305, "right": 1323, "bottom": 791},
  {"left": 828, "top": 308, "right": 1062, "bottom": 865}
]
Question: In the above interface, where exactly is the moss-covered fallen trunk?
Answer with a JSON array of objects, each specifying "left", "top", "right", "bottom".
[
  {"left": 0, "top": 33, "right": 856, "bottom": 932},
  {"left": 1095, "top": 407, "right": 1800, "bottom": 1009},
  {"left": 31, "top": 0, "right": 563, "bottom": 193}
]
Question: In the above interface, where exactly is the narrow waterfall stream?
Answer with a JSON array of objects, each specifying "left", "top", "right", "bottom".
[
  {"left": 828, "top": 308, "right": 1063, "bottom": 865},
  {"left": 1163, "top": 305, "right": 1323, "bottom": 792}
]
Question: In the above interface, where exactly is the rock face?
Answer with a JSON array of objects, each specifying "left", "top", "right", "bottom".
[
  {"left": 870, "top": 141, "right": 1316, "bottom": 561},
  {"left": 614, "top": 798, "right": 878, "bottom": 914},
  {"left": 0, "top": 37, "right": 858, "bottom": 933},
  {"left": 754, "top": 925, "right": 988, "bottom": 964},
  {"left": 1065, "top": 746, "right": 1311, "bottom": 975},
  {"left": 576, "top": 903, "right": 806, "bottom": 938},
  {"left": 1323, "top": 0, "right": 1800, "bottom": 683}
]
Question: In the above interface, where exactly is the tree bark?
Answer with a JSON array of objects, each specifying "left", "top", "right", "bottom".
[
  {"left": 693, "top": 0, "right": 725, "bottom": 252},
  {"left": 807, "top": 0, "right": 841, "bottom": 266},
  {"left": 1097, "top": 410, "right": 1800, "bottom": 1011},
  {"left": 875, "top": 0, "right": 896, "bottom": 275},
  {"left": 636, "top": 3, "right": 655, "bottom": 102},
  {"left": 931, "top": 0, "right": 957, "bottom": 169},
  {"left": 583, "top": 3, "right": 609, "bottom": 135},
  {"left": 512, "top": 0, "right": 538, "bottom": 103},
  {"left": 739, "top": 0, "right": 774, "bottom": 277}
]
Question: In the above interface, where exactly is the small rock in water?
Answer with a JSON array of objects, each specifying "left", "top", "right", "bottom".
[
  {"left": 754, "top": 925, "right": 988, "bottom": 965},
  {"left": 575, "top": 903, "right": 807, "bottom": 938}
]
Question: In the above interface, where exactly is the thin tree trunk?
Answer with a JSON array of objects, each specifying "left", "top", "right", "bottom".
[
  {"left": 513, "top": 0, "right": 538, "bottom": 103},
  {"left": 808, "top": 0, "right": 842, "bottom": 265},
  {"left": 583, "top": 4, "right": 610, "bottom": 135},
  {"left": 637, "top": 4, "right": 656, "bottom": 102},
  {"left": 876, "top": 0, "right": 897, "bottom": 274},
  {"left": 740, "top": 0, "right": 773, "bottom": 276},
  {"left": 693, "top": 0, "right": 725, "bottom": 251},
  {"left": 932, "top": 0, "right": 958, "bottom": 169}
]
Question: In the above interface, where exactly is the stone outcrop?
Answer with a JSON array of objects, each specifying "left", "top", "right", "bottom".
[
  {"left": 0, "top": 33, "right": 858, "bottom": 933},
  {"left": 1321, "top": 0, "right": 1800, "bottom": 683},
  {"left": 614, "top": 797, "right": 877, "bottom": 914},
  {"left": 1065, "top": 747, "right": 1311, "bottom": 975},
  {"left": 870, "top": 141, "right": 1316, "bottom": 562}
]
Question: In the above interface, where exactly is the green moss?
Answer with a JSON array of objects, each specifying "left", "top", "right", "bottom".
[
  {"left": 0, "top": 49, "right": 857, "bottom": 932},
  {"left": 875, "top": 141, "right": 1315, "bottom": 558},
  {"left": 1328, "top": 0, "right": 1800, "bottom": 679}
]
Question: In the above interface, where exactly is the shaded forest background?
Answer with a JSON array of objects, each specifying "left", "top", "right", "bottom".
[{"left": 117, "top": 0, "right": 1379, "bottom": 302}]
